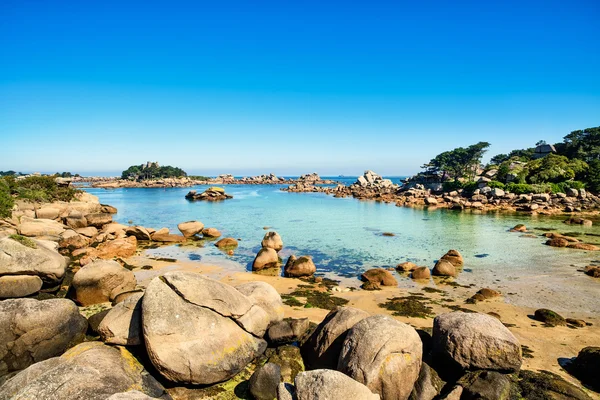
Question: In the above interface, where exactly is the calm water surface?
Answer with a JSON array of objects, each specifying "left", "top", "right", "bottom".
[{"left": 84, "top": 184, "right": 600, "bottom": 314}]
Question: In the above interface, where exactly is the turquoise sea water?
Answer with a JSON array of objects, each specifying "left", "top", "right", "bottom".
[{"left": 84, "top": 184, "right": 600, "bottom": 314}]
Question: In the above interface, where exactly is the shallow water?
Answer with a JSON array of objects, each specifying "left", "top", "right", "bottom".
[{"left": 85, "top": 185, "right": 600, "bottom": 314}]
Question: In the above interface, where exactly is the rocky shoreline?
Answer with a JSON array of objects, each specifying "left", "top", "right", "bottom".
[
  {"left": 0, "top": 194, "right": 599, "bottom": 399},
  {"left": 79, "top": 173, "right": 338, "bottom": 189},
  {"left": 283, "top": 170, "right": 600, "bottom": 216}
]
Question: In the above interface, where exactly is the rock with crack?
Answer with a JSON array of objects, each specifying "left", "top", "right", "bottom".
[{"left": 142, "top": 271, "right": 270, "bottom": 384}]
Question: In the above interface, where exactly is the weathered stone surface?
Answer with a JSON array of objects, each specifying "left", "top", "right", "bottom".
[
  {"left": 361, "top": 268, "right": 398, "bottom": 286},
  {"left": 253, "top": 247, "right": 280, "bottom": 271},
  {"left": 412, "top": 267, "right": 431, "bottom": 280},
  {"left": 85, "top": 213, "right": 113, "bottom": 227},
  {"left": 201, "top": 227, "right": 221, "bottom": 238},
  {"left": 0, "top": 342, "right": 168, "bottom": 400},
  {"left": 294, "top": 369, "right": 380, "bottom": 400},
  {"left": 98, "top": 292, "right": 143, "bottom": 345},
  {"left": 17, "top": 217, "right": 66, "bottom": 237},
  {"left": 396, "top": 262, "right": 417, "bottom": 272},
  {"left": 0, "top": 237, "right": 67, "bottom": 284},
  {"left": 142, "top": 272, "right": 268, "bottom": 384},
  {"left": 151, "top": 234, "right": 185, "bottom": 243},
  {"left": 35, "top": 206, "right": 61, "bottom": 220},
  {"left": 432, "top": 260, "right": 456, "bottom": 277},
  {"left": 71, "top": 260, "right": 137, "bottom": 306},
  {"left": 96, "top": 236, "right": 138, "bottom": 259},
  {"left": 249, "top": 362, "right": 281, "bottom": 400},
  {"left": 440, "top": 250, "right": 463, "bottom": 267},
  {"left": 0, "top": 298, "right": 87, "bottom": 377},
  {"left": 126, "top": 226, "right": 152, "bottom": 241},
  {"left": 262, "top": 231, "right": 283, "bottom": 251},
  {"left": 338, "top": 315, "right": 422, "bottom": 400},
  {"left": 177, "top": 220, "right": 204, "bottom": 237},
  {"left": 65, "top": 211, "right": 88, "bottom": 229},
  {"left": 459, "top": 370, "right": 511, "bottom": 400},
  {"left": 267, "top": 318, "right": 310, "bottom": 345},
  {"left": 284, "top": 255, "right": 316, "bottom": 277},
  {"left": 409, "top": 362, "right": 443, "bottom": 400},
  {"left": 301, "top": 307, "right": 370, "bottom": 369},
  {"left": 236, "top": 281, "right": 284, "bottom": 325},
  {"left": 433, "top": 312, "right": 522, "bottom": 373},
  {"left": 107, "top": 391, "right": 162, "bottom": 399},
  {"left": 215, "top": 237, "right": 239, "bottom": 248},
  {"left": 76, "top": 226, "right": 98, "bottom": 237},
  {"left": 58, "top": 231, "right": 90, "bottom": 251},
  {"left": 0, "top": 275, "right": 43, "bottom": 298}
]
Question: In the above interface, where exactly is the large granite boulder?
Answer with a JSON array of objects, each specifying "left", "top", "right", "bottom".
[
  {"left": 98, "top": 292, "right": 143, "bottom": 345},
  {"left": 284, "top": 255, "right": 316, "bottom": 277},
  {"left": 338, "top": 315, "right": 422, "bottom": 400},
  {"left": 17, "top": 217, "right": 66, "bottom": 237},
  {"left": 0, "top": 298, "right": 87, "bottom": 377},
  {"left": 262, "top": 231, "right": 283, "bottom": 251},
  {"left": 0, "top": 275, "right": 43, "bottom": 298},
  {"left": 0, "top": 342, "right": 168, "bottom": 400},
  {"left": 177, "top": 220, "right": 204, "bottom": 237},
  {"left": 71, "top": 260, "right": 137, "bottom": 306},
  {"left": 142, "top": 272, "right": 268, "bottom": 384},
  {"left": 253, "top": 247, "right": 280, "bottom": 271},
  {"left": 301, "top": 307, "right": 370, "bottom": 370},
  {"left": 432, "top": 312, "right": 522, "bottom": 373},
  {"left": 294, "top": 369, "right": 380, "bottom": 400},
  {"left": 0, "top": 236, "right": 67, "bottom": 285},
  {"left": 236, "top": 281, "right": 284, "bottom": 324}
]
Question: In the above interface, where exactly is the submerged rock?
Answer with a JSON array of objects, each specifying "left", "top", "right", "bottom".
[{"left": 214, "top": 237, "right": 239, "bottom": 249}]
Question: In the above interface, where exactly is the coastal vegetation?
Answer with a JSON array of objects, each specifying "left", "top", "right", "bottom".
[
  {"left": 0, "top": 175, "right": 80, "bottom": 217},
  {"left": 121, "top": 161, "right": 187, "bottom": 180},
  {"left": 424, "top": 126, "right": 600, "bottom": 194}
]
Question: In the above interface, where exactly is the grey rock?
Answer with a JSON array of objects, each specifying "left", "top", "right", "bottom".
[
  {"left": 301, "top": 307, "right": 369, "bottom": 370},
  {"left": 98, "top": 292, "right": 143, "bottom": 345},
  {"left": 0, "top": 298, "right": 87, "bottom": 377},
  {"left": 0, "top": 342, "right": 168, "bottom": 400},
  {"left": 410, "top": 363, "right": 444, "bottom": 400},
  {"left": 0, "top": 237, "right": 67, "bottom": 284},
  {"left": 433, "top": 312, "right": 522, "bottom": 373},
  {"left": 268, "top": 318, "right": 310, "bottom": 345},
  {"left": 142, "top": 272, "right": 268, "bottom": 384},
  {"left": 338, "top": 315, "right": 422, "bottom": 400},
  {"left": 0, "top": 275, "right": 43, "bottom": 298},
  {"left": 294, "top": 369, "right": 380, "bottom": 400},
  {"left": 459, "top": 370, "right": 511, "bottom": 400},
  {"left": 249, "top": 362, "right": 282, "bottom": 400}
]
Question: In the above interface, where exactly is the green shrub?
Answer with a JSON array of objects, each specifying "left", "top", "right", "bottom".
[
  {"left": 530, "top": 183, "right": 553, "bottom": 194},
  {"left": 442, "top": 181, "right": 464, "bottom": 192},
  {"left": 0, "top": 178, "right": 14, "bottom": 218},
  {"left": 487, "top": 181, "right": 505, "bottom": 189},
  {"left": 506, "top": 183, "right": 533, "bottom": 195},
  {"left": 11, "top": 176, "right": 79, "bottom": 203}
]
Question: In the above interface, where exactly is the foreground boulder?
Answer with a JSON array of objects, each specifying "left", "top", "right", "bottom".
[
  {"left": 142, "top": 272, "right": 269, "bottom": 384},
  {"left": 294, "top": 369, "right": 380, "bottom": 400},
  {"left": 0, "top": 298, "right": 87, "bottom": 376},
  {"left": 262, "top": 231, "right": 284, "bottom": 251},
  {"left": 0, "top": 236, "right": 67, "bottom": 285},
  {"left": 236, "top": 281, "right": 284, "bottom": 324},
  {"left": 338, "top": 315, "right": 422, "bottom": 400},
  {"left": 71, "top": 260, "right": 137, "bottom": 306},
  {"left": 570, "top": 347, "right": 600, "bottom": 391},
  {"left": 432, "top": 312, "right": 522, "bottom": 373},
  {"left": 301, "top": 307, "right": 369, "bottom": 370},
  {"left": 0, "top": 342, "right": 168, "bottom": 400},
  {"left": 284, "top": 255, "right": 316, "bottom": 277},
  {"left": 98, "top": 292, "right": 143, "bottom": 345}
]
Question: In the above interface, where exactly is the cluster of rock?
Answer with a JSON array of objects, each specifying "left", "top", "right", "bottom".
[
  {"left": 185, "top": 186, "right": 233, "bottom": 201},
  {"left": 251, "top": 231, "right": 317, "bottom": 278},
  {"left": 394, "top": 250, "right": 465, "bottom": 282},
  {"left": 89, "top": 177, "right": 203, "bottom": 188}
]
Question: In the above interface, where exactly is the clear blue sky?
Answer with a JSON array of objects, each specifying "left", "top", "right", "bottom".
[{"left": 1, "top": 0, "right": 598, "bottom": 176}]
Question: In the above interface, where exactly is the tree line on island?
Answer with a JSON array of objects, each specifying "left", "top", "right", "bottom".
[{"left": 420, "top": 126, "right": 600, "bottom": 195}]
